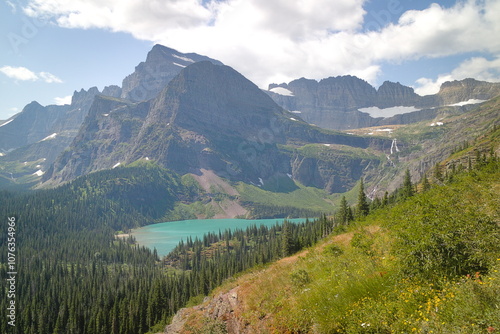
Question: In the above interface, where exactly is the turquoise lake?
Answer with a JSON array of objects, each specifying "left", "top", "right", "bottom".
[{"left": 131, "top": 218, "right": 308, "bottom": 257}]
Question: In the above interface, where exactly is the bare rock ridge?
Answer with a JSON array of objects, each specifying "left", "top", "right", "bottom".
[{"left": 267, "top": 77, "right": 500, "bottom": 130}]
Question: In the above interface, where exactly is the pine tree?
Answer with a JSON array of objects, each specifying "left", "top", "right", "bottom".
[
  {"left": 337, "top": 196, "right": 352, "bottom": 225},
  {"left": 382, "top": 191, "right": 389, "bottom": 207},
  {"left": 356, "top": 178, "right": 370, "bottom": 218},
  {"left": 434, "top": 163, "right": 443, "bottom": 181},
  {"left": 402, "top": 168, "right": 414, "bottom": 199},
  {"left": 421, "top": 173, "right": 431, "bottom": 192}
]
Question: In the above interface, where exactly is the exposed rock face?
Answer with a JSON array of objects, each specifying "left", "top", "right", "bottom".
[
  {"left": 102, "top": 85, "right": 122, "bottom": 98},
  {"left": 43, "top": 61, "right": 391, "bottom": 192},
  {"left": 376, "top": 81, "right": 420, "bottom": 108},
  {"left": 268, "top": 76, "right": 377, "bottom": 129},
  {"left": 1, "top": 45, "right": 223, "bottom": 179},
  {"left": 266, "top": 77, "right": 500, "bottom": 130},
  {"left": 43, "top": 96, "right": 150, "bottom": 185},
  {"left": 120, "top": 44, "right": 223, "bottom": 101},
  {"left": 291, "top": 152, "right": 379, "bottom": 193},
  {"left": 164, "top": 288, "right": 245, "bottom": 334}
]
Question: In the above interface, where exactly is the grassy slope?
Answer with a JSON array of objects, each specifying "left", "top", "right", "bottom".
[{"left": 179, "top": 156, "right": 500, "bottom": 333}]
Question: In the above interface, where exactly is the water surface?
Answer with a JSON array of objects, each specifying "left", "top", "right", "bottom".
[{"left": 131, "top": 218, "right": 307, "bottom": 257}]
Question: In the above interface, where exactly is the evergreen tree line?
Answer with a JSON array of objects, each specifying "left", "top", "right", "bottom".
[
  {"left": 0, "top": 165, "right": 196, "bottom": 334},
  {"left": 164, "top": 215, "right": 336, "bottom": 295},
  {"left": 241, "top": 202, "right": 326, "bottom": 219},
  {"left": 0, "top": 163, "right": 336, "bottom": 334}
]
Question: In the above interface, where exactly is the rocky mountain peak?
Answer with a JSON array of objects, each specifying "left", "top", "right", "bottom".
[
  {"left": 162, "top": 61, "right": 284, "bottom": 132},
  {"left": 71, "top": 87, "right": 100, "bottom": 106},
  {"left": 120, "top": 44, "right": 223, "bottom": 102}
]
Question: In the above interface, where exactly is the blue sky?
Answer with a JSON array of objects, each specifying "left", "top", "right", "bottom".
[{"left": 1, "top": 0, "right": 500, "bottom": 120}]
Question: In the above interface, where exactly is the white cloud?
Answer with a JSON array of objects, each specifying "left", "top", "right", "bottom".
[
  {"left": 0, "top": 66, "right": 63, "bottom": 83},
  {"left": 414, "top": 56, "right": 500, "bottom": 95},
  {"left": 39, "top": 72, "right": 63, "bottom": 83},
  {"left": 22, "top": 0, "right": 500, "bottom": 88},
  {"left": 0, "top": 66, "right": 39, "bottom": 81},
  {"left": 54, "top": 95, "right": 72, "bottom": 105}
]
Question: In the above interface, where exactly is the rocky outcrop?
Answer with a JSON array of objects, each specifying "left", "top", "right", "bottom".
[
  {"left": 431, "top": 78, "right": 500, "bottom": 106},
  {"left": 291, "top": 151, "right": 381, "bottom": 193},
  {"left": 42, "top": 95, "right": 150, "bottom": 184},
  {"left": 164, "top": 288, "right": 247, "bottom": 334},
  {"left": 267, "top": 76, "right": 377, "bottom": 129}
]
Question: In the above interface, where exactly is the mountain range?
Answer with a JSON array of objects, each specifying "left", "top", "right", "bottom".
[
  {"left": 1, "top": 43, "right": 500, "bottom": 208},
  {"left": 42, "top": 60, "right": 390, "bottom": 196},
  {"left": 267, "top": 76, "right": 500, "bottom": 130}
]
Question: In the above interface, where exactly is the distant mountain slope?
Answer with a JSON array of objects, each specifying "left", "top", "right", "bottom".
[
  {"left": 266, "top": 77, "right": 500, "bottom": 130},
  {"left": 0, "top": 87, "right": 99, "bottom": 153}
]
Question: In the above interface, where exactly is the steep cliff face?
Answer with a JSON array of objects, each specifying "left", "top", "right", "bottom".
[
  {"left": 127, "top": 61, "right": 294, "bottom": 181},
  {"left": 268, "top": 76, "right": 377, "bottom": 129},
  {"left": 291, "top": 148, "right": 381, "bottom": 193},
  {"left": 266, "top": 77, "right": 500, "bottom": 130},
  {"left": 120, "top": 44, "right": 223, "bottom": 102},
  {"left": 376, "top": 81, "right": 420, "bottom": 108}
]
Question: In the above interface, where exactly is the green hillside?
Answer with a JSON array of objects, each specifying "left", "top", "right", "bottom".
[{"left": 174, "top": 141, "right": 500, "bottom": 333}]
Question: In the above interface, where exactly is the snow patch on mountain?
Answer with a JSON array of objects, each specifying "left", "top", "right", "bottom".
[
  {"left": 0, "top": 119, "right": 14, "bottom": 127},
  {"left": 448, "top": 99, "right": 487, "bottom": 107},
  {"left": 358, "top": 106, "right": 420, "bottom": 118},
  {"left": 173, "top": 62, "right": 186, "bottom": 68},
  {"left": 41, "top": 133, "right": 57, "bottom": 141},
  {"left": 172, "top": 54, "right": 195, "bottom": 63},
  {"left": 269, "top": 87, "right": 294, "bottom": 96}
]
